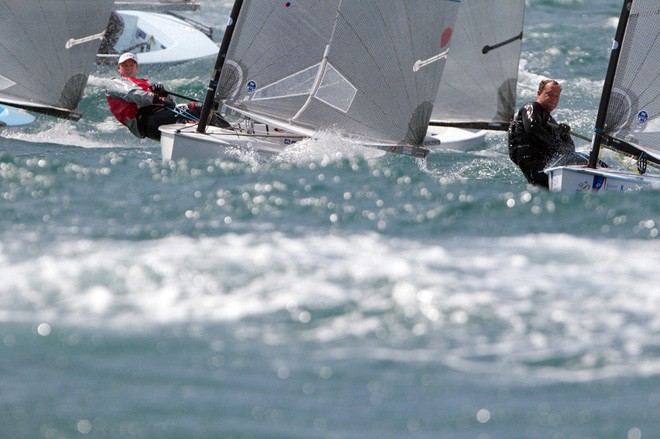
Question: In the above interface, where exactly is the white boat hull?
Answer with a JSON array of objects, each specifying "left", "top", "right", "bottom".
[
  {"left": 159, "top": 123, "right": 301, "bottom": 161},
  {"left": 426, "top": 126, "right": 486, "bottom": 150},
  {"left": 97, "top": 11, "right": 217, "bottom": 66},
  {"left": 159, "top": 122, "right": 436, "bottom": 161},
  {"left": 545, "top": 165, "right": 660, "bottom": 193}
]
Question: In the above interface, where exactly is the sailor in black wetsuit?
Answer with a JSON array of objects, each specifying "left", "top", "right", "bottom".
[{"left": 508, "top": 79, "right": 577, "bottom": 188}]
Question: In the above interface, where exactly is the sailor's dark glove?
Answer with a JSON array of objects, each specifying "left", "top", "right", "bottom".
[
  {"left": 149, "top": 83, "right": 167, "bottom": 96},
  {"left": 162, "top": 97, "right": 176, "bottom": 108},
  {"left": 557, "top": 123, "right": 571, "bottom": 136}
]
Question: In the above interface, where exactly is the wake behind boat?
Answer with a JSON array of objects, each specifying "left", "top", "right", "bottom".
[
  {"left": 159, "top": 0, "right": 462, "bottom": 161},
  {"left": 545, "top": 0, "right": 660, "bottom": 193}
]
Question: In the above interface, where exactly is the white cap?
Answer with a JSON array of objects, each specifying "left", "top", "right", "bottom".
[{"left": 118, "top": 52, "right": 138, "bottom": 65}]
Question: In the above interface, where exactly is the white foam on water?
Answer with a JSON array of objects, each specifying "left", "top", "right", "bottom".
[
  {"left": 2, "top": 232, "right": 660, "bottom": 383},
  {"left": 200, "top": 129, "right": 389, "bottom": 172},
  {"left": 274, "top": 130, "right": 387, "bottom": 164},
  {"left": 2, "top": 119, "right": 123, "bottom": 149}
]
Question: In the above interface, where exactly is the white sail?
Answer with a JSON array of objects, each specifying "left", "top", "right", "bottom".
[
  {"left": 215, "top": 0, "right": 461, "bottom": 147},
  {"left": 431, "top": 0, "right": 525, "bottom": 130},
  {"left": 0, "top": 0, "right": 114, "bottom": 120},
  {"left": 545, "top": 0, "right": 660, "bottom": 192},
  {"left": 602, "top": 0, "right": 660, "bottom": 163}
]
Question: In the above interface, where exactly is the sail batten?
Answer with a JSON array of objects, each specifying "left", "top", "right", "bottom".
[
  {"left": 0, "top": 0, "right": 114, "bottom": 119},
  {"left": 214, "top": 0, "right": 461, "bottom": 147}
]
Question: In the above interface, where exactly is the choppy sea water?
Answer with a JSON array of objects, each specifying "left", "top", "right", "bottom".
[{"left": 1, "top": 1, "right": 659, "bottom": 438}]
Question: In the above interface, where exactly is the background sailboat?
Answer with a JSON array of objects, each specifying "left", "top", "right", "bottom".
[
  {"left": 159, "top": 0, "right": 461, "bottom": 161},
  {"left": 96, "top": 10, "right": 217, "bottom": 66},
  {"left": 0, "top": 0, "right": 115, "bottom": 121},
  {"left": 546, "top": 0, "right": 660, "bottom": 192},
  {"left": 426, "top": 0, "right": 526, "bottom": 150},
  {"left": 0, "top": 104, "right": 35, "bottom": 128}
]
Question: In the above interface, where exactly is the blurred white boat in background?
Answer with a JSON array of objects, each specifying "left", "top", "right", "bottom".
[
  {"left": 97, "top": 9, "right": 217, "bottom": 66},
  {"left": 0, "top": 104, "right": 36, "bottom": 127}
]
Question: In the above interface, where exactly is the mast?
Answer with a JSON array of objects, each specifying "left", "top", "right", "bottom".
[
  {"left": 587, "top": 0, "right": 633, "bottom": 168},
  {"left": 196, "top": 0, "right": 243, "bottom": 133}
]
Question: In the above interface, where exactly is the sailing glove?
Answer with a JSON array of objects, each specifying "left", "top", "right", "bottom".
[
  {"left": 162, "top": 97, "right": 176, "bottom": 108},
  {"left": 149, "top": 83, "right": 167, "bottom": 97},
  {"left": 557, "top": 123, "right": 571, "bottom": 136}
]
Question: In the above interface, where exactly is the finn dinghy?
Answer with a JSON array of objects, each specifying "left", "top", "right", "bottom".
[
  {"left": 427, "top": 0, "right": 526, "bottom": 150},
  {"left": 158, "top": 0, "right": 461, "bottom": 161},
  {"left": 545, "top": 0, "right": 660, "bottom": 192},
  {"left": 0, "top": 0, "right": 114, "bottom": 121}
]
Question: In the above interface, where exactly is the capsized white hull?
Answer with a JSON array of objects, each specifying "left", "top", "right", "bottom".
[
  {"left": 97, "top": 10, "right": 217, "bottom": 66},
  {"left": 425, "top": 126, "right": 487, "bottom": 150},
  {"left": 545, "top": 165, "right": 660, "bottom": 193}
]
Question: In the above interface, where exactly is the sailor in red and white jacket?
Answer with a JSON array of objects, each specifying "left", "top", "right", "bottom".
[{"left": 105, "top": 52, "right": 174, "bottom": 139}]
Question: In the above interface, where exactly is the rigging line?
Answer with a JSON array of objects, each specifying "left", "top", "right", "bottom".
[
  {"left": 166, "top": 106, "right": 199, "bottom": 122},
  {"left": 481, "top": 32, "right": 523, "bottom": 54},
  {"left": 609, "top": 149, "right": 642, "bottom": 174},
  {"left": 164, "top": 89, "right": 202, "bottom": 103},
  {"left": 547, "top": 121, "right": 590, "bottom": 142}
]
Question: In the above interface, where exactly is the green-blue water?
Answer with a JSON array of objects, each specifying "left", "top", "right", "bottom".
[{"left": 2, "top": 1, "right": 660, "bottom": 437}]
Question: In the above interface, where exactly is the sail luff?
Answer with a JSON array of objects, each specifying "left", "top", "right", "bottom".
[
  {"left": 593, "top": 0, "right": 660, "bottom": 171},
  {"left": 588, "top": 0, "right": 634, "bottom": 168},
  {"left": 197, "top": 0, "right": 244, "bottom": 133}
]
